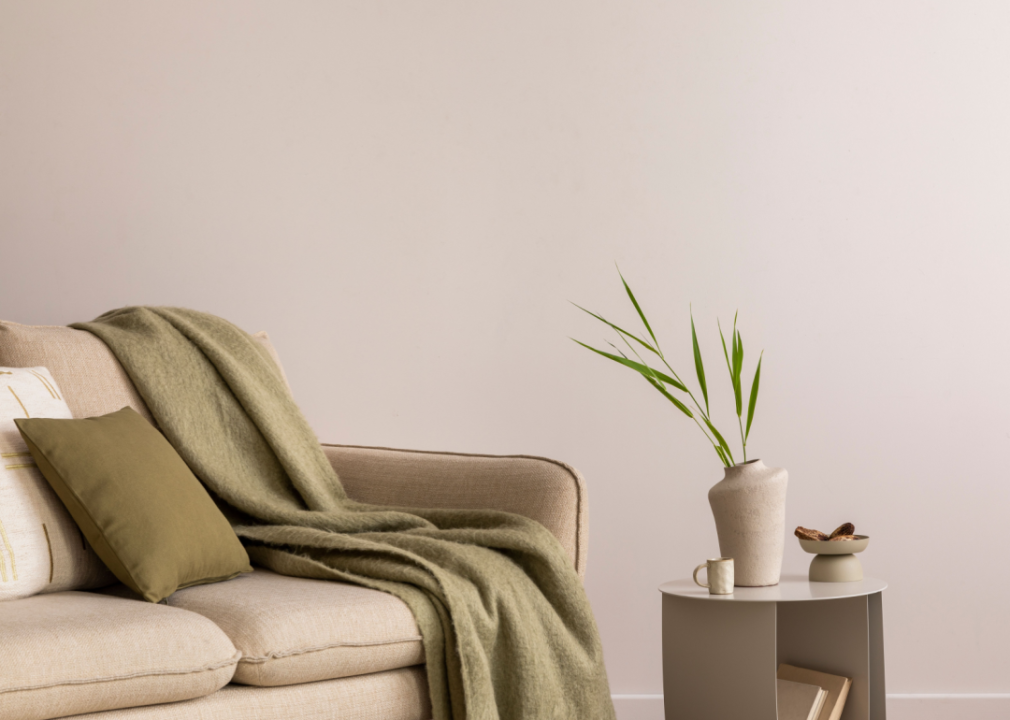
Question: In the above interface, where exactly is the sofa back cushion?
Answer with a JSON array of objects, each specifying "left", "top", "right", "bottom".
[
  {"left": 0, "top": 322, "right": 291, "bottom": 422},
  {"left": 0, "top": 321, "right": 154, "bottom": 423},
  {"left": 0, "top": 320, "right": 290, "bottom": 600},
  {"left": 0, "top": 366, "right": 115, "bottom": 600},
  {"left": 252, "top": 331, "right": 293, "bottom": 394}
]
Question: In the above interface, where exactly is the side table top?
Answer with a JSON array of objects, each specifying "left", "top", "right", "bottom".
[{"left": 659, "top": 574, "right": 886, "bottom": 602}]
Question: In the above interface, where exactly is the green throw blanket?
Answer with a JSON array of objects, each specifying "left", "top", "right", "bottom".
[{"left": 73, "top": 307, "right": 615, "bottom": 720}]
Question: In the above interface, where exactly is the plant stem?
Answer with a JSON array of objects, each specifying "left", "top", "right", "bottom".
[
  {"left": 658, "top": 354, "right": 735, "bottom": 466},
  {"left": 618, "top": 333, "right": 725, "bottom": 460},
  {"left": 616, "top": 320, "right": 737, "bottom": 467},
  {"left": 656, "top": 355, "right": 702, "bottom": 409},
  {"left": 692, "top": 416, "right": 726, "bottom": 464},
  {"left": 737, "top": 415, "right": 747, "bottom": 463}
]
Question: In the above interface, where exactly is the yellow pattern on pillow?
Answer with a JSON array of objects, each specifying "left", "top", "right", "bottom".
[{"left": 0, "top": 366, "right": 114, "bottom": 600}]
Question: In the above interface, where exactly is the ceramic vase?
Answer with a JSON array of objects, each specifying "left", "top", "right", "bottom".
[{"left": 707, "top": 459, "right": 788, "bottom": 587}]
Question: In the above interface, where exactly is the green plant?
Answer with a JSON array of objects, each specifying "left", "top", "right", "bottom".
[{"left": 572, "top": 268, "right": 763, "bottom": 467}]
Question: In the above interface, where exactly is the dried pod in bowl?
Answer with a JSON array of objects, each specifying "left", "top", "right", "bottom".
[
  {"left": 795, "top": 526, "right": 830, "bottom": 541},
  {"left": 829, "top": 523, "right": 855, "bottom": 538},
  {"left": 829, "top": 534, "right": 859, "bottom": 541}
]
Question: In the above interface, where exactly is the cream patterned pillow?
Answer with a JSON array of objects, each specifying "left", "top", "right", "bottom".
[{"left": 0, "top": 367, "right": 114, "bottom": 600}]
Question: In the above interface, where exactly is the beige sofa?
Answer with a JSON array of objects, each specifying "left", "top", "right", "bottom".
[{"left": 0, "top": 321, "right": 588, "bottom": 720}]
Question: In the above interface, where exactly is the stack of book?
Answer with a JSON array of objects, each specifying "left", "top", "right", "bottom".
[{"left": 776, "top": 664, "right": 852, "bottom": 720}]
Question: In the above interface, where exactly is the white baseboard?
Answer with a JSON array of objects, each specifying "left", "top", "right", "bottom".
[
  {"left": 886, "top": 694, "right": 1010, "bottom": 720},
  {"left": 611, "top": 693, "right": 1010, "bottom": 720},
  {"left": 611, "top": 695, "right": 663, "bottom": 720}
]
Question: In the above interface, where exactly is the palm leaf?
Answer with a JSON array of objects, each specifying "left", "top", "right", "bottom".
[
  {"left": 571, "top": 339, "right": 687, "bottom": 390},
  {"left": 604, "top": 339, "right": 687, "bottom": 391},
  {"left": 719, "top": 318, "right": 739, "bottom": 414},
  {"left": 690, "top": 307, "right": 709, "bottom": 416},
  {"left": 571, "top": 303, "right": 659, "bottom": 357},
  {"left": 732, "top": 324, "right": 743, "bottom": 417},
  {"left": 616, "top": 266, "right": 660, "bottom": 351},
  {"left": 718, "top": 319, "right": 732, "bottom": 372},
  {"left": 702, "top": 415, "right": 735, "bottom": 466},
  {"left": 642, "top": 374, "right": 694, "bottom": 418},
  {"left": 745, "top": 351, "right": 763, "bottom": 440},
  {"left": 610, "top": 337, "right": 694, "bottom": 419}
]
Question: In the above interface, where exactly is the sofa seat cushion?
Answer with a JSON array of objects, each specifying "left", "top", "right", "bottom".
[
  {"left": 67, "top": 667, "right": 431, "bottom": 720},
  {"left": 0, "top": 591, "right": 240, "bottom": 720},
  {"left": 165, "top": 569, "right": 424, "bottom": 687}
]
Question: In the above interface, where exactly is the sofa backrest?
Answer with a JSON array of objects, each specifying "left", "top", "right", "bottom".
[{"left": 0, "top": 321, "right": 290, "bottom": 422}]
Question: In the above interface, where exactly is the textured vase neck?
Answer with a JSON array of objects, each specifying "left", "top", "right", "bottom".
[{"left": 722, "top": 459, "right": 767, "bottom": 481}]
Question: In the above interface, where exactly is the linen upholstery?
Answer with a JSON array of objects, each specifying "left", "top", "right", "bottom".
[
  {"left": 164, "top": 569, "right": 424, "bottom": 686},
  {"left": 0, "top": 322, "right": 155, "bottom": 423},
  {"left": 1, "top": 317, "right": 595, "bottom": 720},
  {"left": 69, "top": 667, "right": 431, "bottom": 720},
  {"left": 323, "top": 445, "right": 589, "bottom": 579},
  {"left": 0, "top": 321, "right": 287, "bottom": 422},
  {"left": 0, "top": 320, "right": 583, "bottom": 574},
  {"left": 250, "top": 331, "right": 292, "bottom": 394},
  {"left": 0, "top": 591, "right": 240, "bottom": 720},
  {"left": 0, "top": 366, "right": 114, "bottom": 599},
  {"left": 72, "top": 307, "right": 615, "bottom": 720}
]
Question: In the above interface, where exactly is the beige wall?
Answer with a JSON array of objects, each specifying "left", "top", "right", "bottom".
[{"left": 2, "top": 1, "right": 1008, "bottom": 715}]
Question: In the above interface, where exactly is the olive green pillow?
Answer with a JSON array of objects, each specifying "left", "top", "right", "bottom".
[{"left": 14, "top": 407, "right": 251, "bottom": 602}]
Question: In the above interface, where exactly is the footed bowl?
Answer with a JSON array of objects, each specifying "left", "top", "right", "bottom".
[
  {"left": 798, "top": 535, "right": 869, "bottom": 555},
  {"left": 799, "top": 535, "right": 869, "bottom": 582}
]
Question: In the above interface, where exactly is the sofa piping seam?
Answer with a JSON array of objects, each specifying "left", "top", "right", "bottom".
[
  {"left": 0, "top": 651, "right": 241, "bottom": 695},
  {"left": 239, "top": 636, "right": 424, "bottom": 664}
]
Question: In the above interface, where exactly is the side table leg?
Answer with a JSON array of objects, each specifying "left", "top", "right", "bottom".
[
  {"left": 868, "top": 592, "right": 886, "bottom": 719},
  {"left": 662, "top": 595, "right": 777, "bottom": 720}
]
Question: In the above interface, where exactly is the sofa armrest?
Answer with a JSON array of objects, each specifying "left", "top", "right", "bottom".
[{"left": 321, "top": 444, "right": 588, "bottom": 579}]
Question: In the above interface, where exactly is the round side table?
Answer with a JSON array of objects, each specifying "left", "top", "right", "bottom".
[{"left": 659, "top": 574, "right": 887, "bottom": 720}]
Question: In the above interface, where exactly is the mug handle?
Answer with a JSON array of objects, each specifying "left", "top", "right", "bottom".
[{"left": 693, "top": 563, "right": 709, "bottom": 588}]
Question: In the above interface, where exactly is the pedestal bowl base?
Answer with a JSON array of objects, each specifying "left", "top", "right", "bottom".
[{"left": 809, "top": 553, "right": 863, "bottom": 582}]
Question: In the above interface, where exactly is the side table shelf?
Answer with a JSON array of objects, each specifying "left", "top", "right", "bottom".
[{"left": 659, "top": 575, "right": 886, "bottom": 720}]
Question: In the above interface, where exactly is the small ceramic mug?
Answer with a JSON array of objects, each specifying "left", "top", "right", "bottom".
[{"left": 693, "top": 557, "right": 734, "bottom": 595}]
